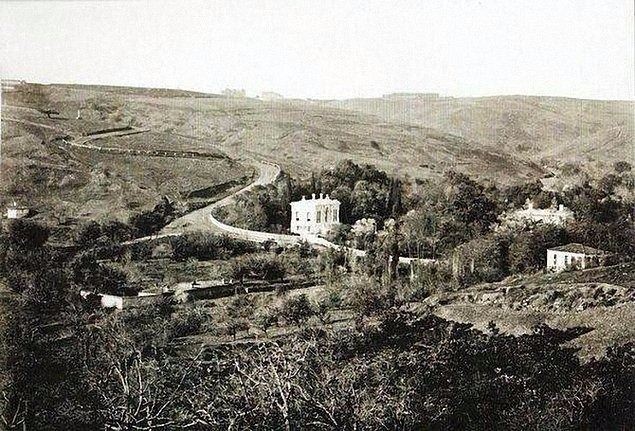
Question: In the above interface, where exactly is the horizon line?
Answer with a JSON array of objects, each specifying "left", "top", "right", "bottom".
[{"left": 2, "top": 78, "right": 634, "bottom": 103}]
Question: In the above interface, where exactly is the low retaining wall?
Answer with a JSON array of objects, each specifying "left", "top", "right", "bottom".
[
  {"left": 207, "top": 215, "right": 437, "bottom": 265},
  {"left": 208, "top": 214, "right": 302, "bottom": 245},
  {"left": 84, "top": 126, "right": 133, "bottom": 136},
  {"left": 81, "top": 279, "right": 317, "bottom": 309},
  {"left": 61, "top": 139, "right": 227, "bottom": 160}
]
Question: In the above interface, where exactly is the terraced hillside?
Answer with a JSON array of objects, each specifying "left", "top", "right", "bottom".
[
  {"left": 430, "top": 262, "right": 635, "bottom": 360},
  {"left": 1, "top": 86, "right": 252, "bottom": 223},
  {"left": 3, "top": 83, "right": 545, "bottom": 185}
]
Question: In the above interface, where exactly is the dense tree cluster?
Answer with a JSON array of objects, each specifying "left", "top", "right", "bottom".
[{"left": 128, "top": 196, "right": 177, "bottom": 237}]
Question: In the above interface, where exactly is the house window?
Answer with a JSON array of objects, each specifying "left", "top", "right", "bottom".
[
  {"left": 307, "top": 212, "right": 310, "bottom": 222},
  {"left": 553, "top": 254, "right": 557, "bottom": 265},
  {"left": 316, "top": 210, "right": 321, "bottom": 223},
  {"left": 333, "top": 209, "right": 338, "bottom": 222},
  {"left": 295, "top": 211, "right": 299, "bottom": 221}
]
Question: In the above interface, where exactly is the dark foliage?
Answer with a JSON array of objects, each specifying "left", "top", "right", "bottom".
[{"left": 129, "top": 196, "right": 176, "bottom": 237}]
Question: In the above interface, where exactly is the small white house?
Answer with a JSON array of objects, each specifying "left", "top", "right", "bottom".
[
  {"left": 290, "top": 193, "right": 340, "bottom": 236},
  {"left": 6, "top": 202, "right": 29, "bottom": 219},
  {"left": 546, "top": 243, "right": 611, "bottom": 272}
]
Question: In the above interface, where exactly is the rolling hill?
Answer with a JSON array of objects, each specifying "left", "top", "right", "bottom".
[
  {"left": 0, "top": 85, "right": 252, "bottom": 223},
  {"left": 2, "top": 83, "right": 632, "bottom": 226},
  {"left": 328, "top": 95, "right": 634, "bottom": 173},
  {"left": 3, "top": 83, "right": 546, "bottom": 183}
]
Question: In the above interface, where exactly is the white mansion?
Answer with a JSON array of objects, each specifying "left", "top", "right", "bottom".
[
  {"left": 502, "top": 200, "right": 574, "bottom": 227},
  {"left": 290, "top": 193, "right": 340, "bottom": 235}
]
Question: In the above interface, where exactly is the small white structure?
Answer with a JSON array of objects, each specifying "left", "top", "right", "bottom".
[
  {"left": 290, "top": 193, "right": 340, "bottom": 236},
  {"left": 547, "top": 243, "right": 611, "bottom": 272},
  {"left": 6, "top": 202, "right": 29, "bottom": 219},
  {"left": 504, "top": 200, "right": 574, "bottom": 227},
  {"left": 352, "top": 218, "right": 377, "bottom": 236}
]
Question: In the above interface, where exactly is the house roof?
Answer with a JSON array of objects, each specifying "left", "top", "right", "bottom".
[
  {"left": 290, "top": 194, "right": 340, "bottom": 206},
  {"left": 548, "top": 243, "right": 610, "bottom": 255}
]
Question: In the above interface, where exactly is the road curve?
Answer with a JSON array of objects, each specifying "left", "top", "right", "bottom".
[{"left": 4, "top": 113, "right": 434, "bottom": 264}]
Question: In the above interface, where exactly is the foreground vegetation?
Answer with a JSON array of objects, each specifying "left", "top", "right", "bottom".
[{"left": 1, "top": 206, "right": 633, "bottom": 429}]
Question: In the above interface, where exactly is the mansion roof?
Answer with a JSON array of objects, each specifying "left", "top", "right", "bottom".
[{"left": 548, "top": 243, "right": 610, "bottom": 255}]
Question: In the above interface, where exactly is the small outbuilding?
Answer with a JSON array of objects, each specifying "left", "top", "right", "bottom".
[
  {"left": 6, "top": 202, "right": 29, "bottom": 219},
  {"left": 546, "top": 243, "right": 611, "bottom": 272}
]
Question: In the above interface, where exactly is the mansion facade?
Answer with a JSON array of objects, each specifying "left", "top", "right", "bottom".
[{"left": 290, "top": 193, "right": 340, "bottom": 236}]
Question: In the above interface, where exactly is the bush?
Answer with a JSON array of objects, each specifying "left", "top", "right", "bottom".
[
  {"left": 278, "top": 294, "right": 315, "bottom": 325},
  {"left": 129, "top": 196, "right": 176, "bottom": 237},
  {"left": 452, "top": 235, "right": 508, "bottom": 284},
  {"left": 343, "top": 275, "right": 398, "bottom": 316},
  {"left": 170, "top": 305, "right": 208, "bottom": 337},
  {"left": 508, "top": 225, "right": 566, "bottom": 273},
  {"left": 170, "top": 233, "right": 255, "bottom": 261},
  {"left": 5, "top": 219, "right": 50, "bottom": 249},
  {"left": 279, "top": 242, "right": 317, "bottom": 277},
  {"left": 74, "top": 219, "right": 134, "bottom": 246},
  {"left": 230, "top": 254, "right": 286, "bottom": 283}
]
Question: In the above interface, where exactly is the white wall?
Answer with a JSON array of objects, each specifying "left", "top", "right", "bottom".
[
  {"left": 547, "top": 250, "right": 595, "bottom": 271},
  {"left": 290, "top": 197, "right": 340, "bottom": 235}
]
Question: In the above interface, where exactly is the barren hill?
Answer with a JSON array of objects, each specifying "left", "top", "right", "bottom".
[
  {"left": 328, "top": 95, "right": 634, "bottom": 173},
  {"left": 0, "top": 84, "right": 251, "bottom": 223},
  {"left": 4, "top": 83, "right": 632, "bottom": 222},
  {"left": 2, "top": 83, "right": 545, "bottom": 183}
]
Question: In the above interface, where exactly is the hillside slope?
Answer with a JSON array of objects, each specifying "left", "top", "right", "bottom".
[
  {"left": 329, "top": 95, "right": 634, "bottom": 172},
  {"left": 2, "top": 83, "right": 545, "bottom": 186},
  {"left": 0, "top": 85, "right": 251, "bottom": 223}
]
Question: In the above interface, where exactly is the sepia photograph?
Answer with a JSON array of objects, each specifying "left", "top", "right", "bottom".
[{"left": 0, "top": 0, "right": 634, "bottom": 429}]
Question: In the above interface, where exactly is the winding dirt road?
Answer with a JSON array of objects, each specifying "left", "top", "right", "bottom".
[{"left": 4, "top": 112, "right": 434, "bottom": 263}]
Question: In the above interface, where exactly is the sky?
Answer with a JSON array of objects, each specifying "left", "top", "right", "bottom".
[{"left": 1, "top": 0, "right": 633, "bottom": 100}]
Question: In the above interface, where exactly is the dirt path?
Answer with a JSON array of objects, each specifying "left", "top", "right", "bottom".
[
  {"left": 159, "top": 160, "right": 281, "bottom": 236},
  {"left": 4, "top": 113, "right": 436, "bottom": 264}
]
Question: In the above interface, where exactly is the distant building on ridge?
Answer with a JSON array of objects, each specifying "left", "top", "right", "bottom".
[{"left": 259, "top": 91, "right": 284, "bottom": 101}]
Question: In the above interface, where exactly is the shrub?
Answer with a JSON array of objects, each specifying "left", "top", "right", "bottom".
[
  {"left": 230, "top": 254, "right": 286, "bottom": 283},
  {"left": 170, "top": 305, "right": 208, "bottom": 337},
  {"left": 452, "top": 235, "right": 508, "bottom": 284},
  {"left": 278, "top": 294, "right": 315, "bottom": 325},
  {"left": 170, "top": 233, "right": 255, "bottom": 261},
  {"left": 343, "top": 274, "right": 398, "bottom": 316}
]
